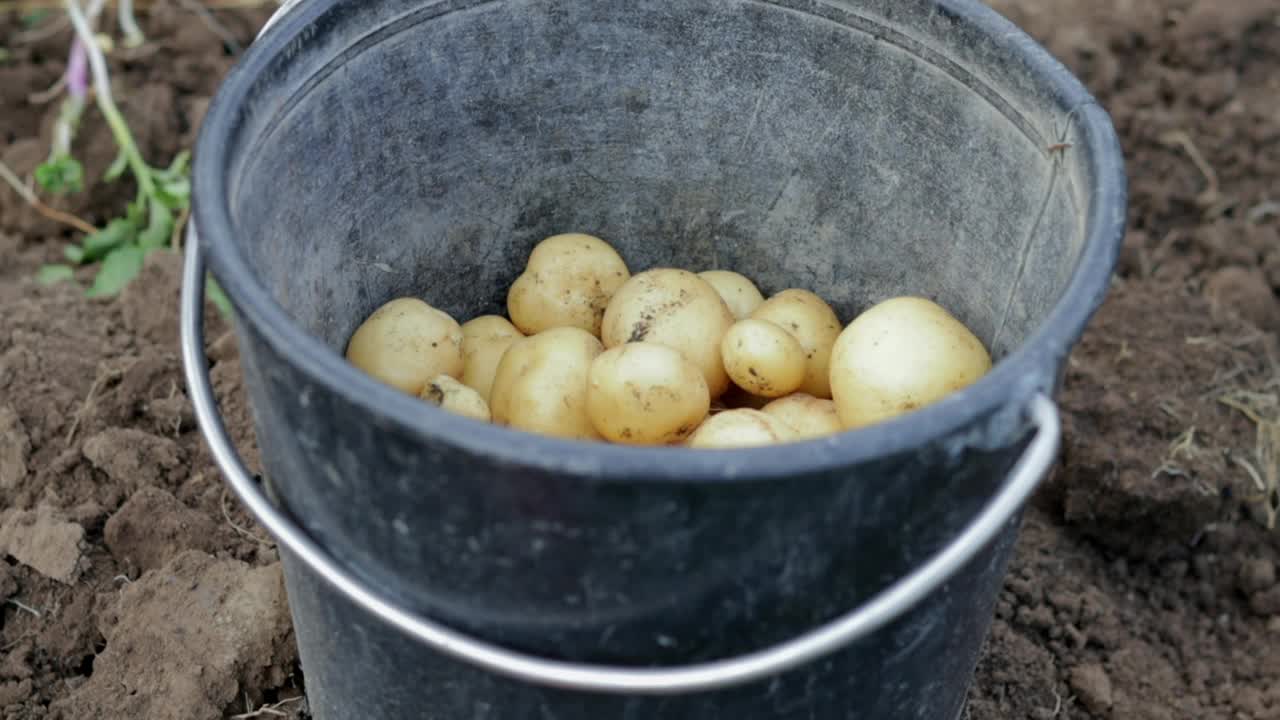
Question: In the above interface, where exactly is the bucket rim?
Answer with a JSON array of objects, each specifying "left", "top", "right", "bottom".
[{"left": 191, "top": 0, "right": 1126, "bottom": 482}]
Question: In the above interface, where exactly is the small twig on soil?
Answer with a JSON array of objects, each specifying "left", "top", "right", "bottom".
[
  {"left": 221, "top": 488, "right": 274, "bottom": 548},
  {"left": 1041, "top": 689, "right": 1064, "bottom": 720},
  {"left": 1220, "top": 390, "right": 1280, "bottom": 529},
  {"left": 1158, "top": 129, "right": 1223, "bottom": 208},
  {"left": 0, "top": 633, "right": 35, "bottom": 653},
  {"left": 66, "top": 361, "right": 130, "bottom": 446},
  {"left": 1156, "top": 399, "right": 1185, "bottom": 421},
  {"left": 28, "top": 76, "right": 70, "bottom": 105},
  {"left": 1249, "top": 200, "right": 1280, "bottom": 224},
  {"left": 177, "top": 0, "right": 243, "bottom": 52},
  {"left": 65, "top": 373, "right": 106, "bottom": 446},
  {"left": 5, "top": 599, "right": 42, "bottom": 618},
  {"left": 0, "top": 160, "right": 98, "bottom": 236},
  {"left": 229, "top": 696, "right": 303, "bottom": 719},
  {"left": 1170, "top": 427, "right": 1198, "bottom": 460},
  {"left": 1229, "top": 452, "right": 1268, "bottom": 494}
]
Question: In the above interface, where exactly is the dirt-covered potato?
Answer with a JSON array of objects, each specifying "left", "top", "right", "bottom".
[
  {"left": 830, "top": 297, "right": 992, "bottom": 428},
  {"left": 506, "top": 233, "right": 630, "bottom": 337},
  {"left": 490, "top": 326, "right": 604, "bottom": 440},
  {"left": 601, "top": 269, "right": 735, "bottom": 398},
  {"left": 699, "top": 270, "right": 765, "bottom": 320},
  {"left": 750, "top": 289, "right": 842, "bottom": 399},
  {"left": 686, "top": 409, "right": 798, "bottom": 449},
  {"left": 420, "top": 375, "right": 491, "bottom": 422},
  {"left": 459, "top": 315, "right": 524, "bottom": 403},
  {"left": 720, "top": 319, "right": 806, "bottom": 398},
  {"left": 586, "top": 342, "right": 710, "bottom": 445},
  {"left": 762, "top": 393, "right": 842, "bottom": 439},
  {"left": 345, "top": 297, "right": 464, "bottom": 395}
]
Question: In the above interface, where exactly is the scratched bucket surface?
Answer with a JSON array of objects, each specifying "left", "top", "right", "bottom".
[{"left": 189, "top": 0, "right": 1125, "bottom": 717}]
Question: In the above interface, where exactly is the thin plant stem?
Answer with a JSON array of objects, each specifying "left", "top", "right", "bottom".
[
  {"left": 0, "top": 160, "right": 99, "bottom": 235},
  {"left": 117, "top": 0, "right": 145, "bottom": 47},
  {"left": 64, "top": 0, "right": 157, "bottom": 200}
]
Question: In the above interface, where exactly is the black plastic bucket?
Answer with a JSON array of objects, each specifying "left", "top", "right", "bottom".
[{"left": 181, "top": 1, "right": 1125, "bottom": 717}]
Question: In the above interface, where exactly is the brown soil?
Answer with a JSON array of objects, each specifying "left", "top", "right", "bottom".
[{"left": 1, "top": 1, "right": 1279, "bottom": 718}]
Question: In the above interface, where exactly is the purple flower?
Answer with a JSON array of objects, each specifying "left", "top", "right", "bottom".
[{"left": 67, "top": 40, "right": 88, "bottom": 100}]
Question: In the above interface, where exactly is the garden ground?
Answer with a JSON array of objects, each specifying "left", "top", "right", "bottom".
[{"left": 1, "top": 0, "right": 1278, "bottom": 717}]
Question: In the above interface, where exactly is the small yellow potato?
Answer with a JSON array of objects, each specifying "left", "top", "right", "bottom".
[
  {"left": 506, "top": 233, "right": 631, "bottom": 337},
  {"left": 686, "top": 409, "right": 798, "bottom": 449},
  {"left": 762, "top": 393, "right": 842, "bottom": 439},
  {"left": 698, "top": 270, "right": 765, "bottom": 320},
  {"left": 720, "top": 319, "right": 806, "bottom": 398},
  {"left": 750, "top": 289, "right": 842, "bottom": 399},
  {"left": 586, "top": 342, "right": 710, "bottom": 445},
  {"left": 462, "top": 315, "right": 522, "bottom": 344},
  {"left": 601, "top": 269, "right": 736, "bottom": 398},
  {"left": 345, "top": 298, "right": 464, "bottom": 395},
  {"left": 830, "top": 297, "right": 992, "bottom": 429},
  {"left": 420, "top": 375, "right": 492, "bottom": 423},
  {"left": 459, "top": 315, "right": 524, "bottom": 403},
  {"left": 490, "top": 327, "right": 604, "bottom": 441}
]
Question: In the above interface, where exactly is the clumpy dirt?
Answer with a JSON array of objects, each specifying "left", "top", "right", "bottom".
[
  {"left": 972, "top": 0, "right": 1280, "bottom": 718},
  {"left": 0, "top": 4, "right": 298, "bottom": 719},
  {"left": 2, "top": 0, "right": 1280, "bottom": 718}
]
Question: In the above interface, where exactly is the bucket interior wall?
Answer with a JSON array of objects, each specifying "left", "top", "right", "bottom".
[{"left": 227, "top": 0, "right": 1084, "bottom": 356}]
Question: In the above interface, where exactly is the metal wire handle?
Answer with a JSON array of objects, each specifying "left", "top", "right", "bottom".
[
  {"left": 181, "top": 224, "right": 1060, "bottom": 694},
  {"left": 260, "top": 0, "right": 306, "bottom": 36}
]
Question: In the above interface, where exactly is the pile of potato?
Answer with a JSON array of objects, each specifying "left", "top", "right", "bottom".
[{"left": 344, "top": 233, "right": 992, "bottom": 448}]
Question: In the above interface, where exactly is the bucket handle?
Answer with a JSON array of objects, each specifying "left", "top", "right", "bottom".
[{"left": 181, "top": 228, "right": 1060, "bottom": 695}]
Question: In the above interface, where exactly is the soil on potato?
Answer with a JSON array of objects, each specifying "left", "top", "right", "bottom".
[{"left": 1, "top": 1, "right": 1279, "bottom": 718}]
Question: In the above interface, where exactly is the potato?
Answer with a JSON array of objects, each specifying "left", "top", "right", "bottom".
[
  {"left": 490, "top": 326, "right": 604, "bottom": 440},
  {"left": 507, "top": 233, "right": 630, "bottom": 337},
  {"left": 420, "top": 375, "right": 491, "bottom": 422},
  {"left": 586, "top": 342, "right": 710, "bottom": 445},
  {"left": 686, "top": 409, "right": 798, "bottom": 449},
  {"left": 750, "top": 289, "right": 842, "bottom": 399},
  {"left": 830, "top": 297, "right": 992, "bottom": 428},
  {"left": 720, "top": 319, "right": 806, "bottom": 398},
  {"left": 602, "top": 269, "right": 736, "bottom": 398},
  {"left": 462, "top": 315, "right": 522, "bottom": 344},
  {"left": 459, "top": 315, "right": 524, "bottom": 403},
  {"left": 762, "top": 393, "right": 842, "bottom": 439},
  {"left": 345, "top": 297, "right": 464, "bottom": 395},
  {"left": 699, "top": 270, "right": 765, "bottom": 320}
]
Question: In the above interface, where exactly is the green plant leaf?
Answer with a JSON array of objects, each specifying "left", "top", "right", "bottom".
[
  {"left": 155, "top": 181, "right": 191, "bottom": 211},
  {"left": 159, "top": 151, "right": 191, "bottom": 178},
  {"left": 153, "top": 154, "right": 192, "bottom": 210},
  {"left": 86, "top": 246, "right": 145, "bottom": 298},
  {"left": 36, "top": 264, "right": 75, "bottom": 286},
  {"left": 81, "top": 218, "right": 138, "bottom": 262},
  {"left": 125, "top": 199, "right": 146, "bottom": 226},
  {"left": 137, "top": 202, "right": 174, "bottom": 250},
  {"left": 35, "top": 156, "right": 84, "bottom": 194},
  {"left": 206, "top": 276, "right": 233, "bottom": 319},
  {"left": 104, "top": 150, "right": 129, "bottom": 182},
  {"left": 64, "top": 245, "right": 85, "bottom": 264}
]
